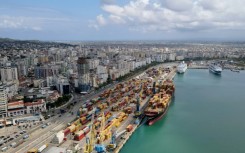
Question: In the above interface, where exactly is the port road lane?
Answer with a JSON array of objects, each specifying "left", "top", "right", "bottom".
[{"left": 8, "top": 113, "right": 74, "bottom": 153}]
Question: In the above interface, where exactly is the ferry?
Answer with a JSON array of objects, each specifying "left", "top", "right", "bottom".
[
  {"left": 177, "top": 61, "right": 187, "bottom": 73},
  {"left": 209, "top": 63, "right": 222, "bottom": 75}
]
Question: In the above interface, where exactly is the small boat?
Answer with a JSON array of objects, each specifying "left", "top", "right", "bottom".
[{"left": 231, "top": 69, "right": 240, "bottom": 73}]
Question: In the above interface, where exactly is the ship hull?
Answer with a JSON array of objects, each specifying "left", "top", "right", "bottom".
[
  {"left": 209, "top": 68, "right": 221, "bottom": 75},
  {"left": 177, "top": 62, "right": 187, "bottom": 74},
  {"left": 145, "top": 100, "right": 171, "bottom": 126},
  {"left": 177, "top": 66, "right": 187, "bottom": 74}
]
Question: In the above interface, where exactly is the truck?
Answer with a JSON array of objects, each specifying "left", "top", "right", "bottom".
[
  {"left": 27, "top": 148, "right": 38, "bottom": 153},
  {"left": 38, "top": 144, "right": 48, "bottom": 152}
]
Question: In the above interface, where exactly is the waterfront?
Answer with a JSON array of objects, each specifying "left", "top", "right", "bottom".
[{"left": 120, "top": 69, "right": 245, "bottom": 153}]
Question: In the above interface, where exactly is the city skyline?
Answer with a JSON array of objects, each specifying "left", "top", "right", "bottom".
[{"left": 1, "top": 0, "right": 245, "bottom": 41}]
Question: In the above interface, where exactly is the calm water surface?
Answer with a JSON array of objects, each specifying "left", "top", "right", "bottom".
[{"left": 120, "top": 69, "right": 245, "bottom": 153}]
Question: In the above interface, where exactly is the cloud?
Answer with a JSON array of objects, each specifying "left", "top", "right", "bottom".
[
  {"left": 164, "top": 0, "right": 193, "bottom": 12},
  {"left": 93, "top": 0, "right": 245, "bottom": 33},
  {"left": 97, "top": 14, "right": 107, "bottom": 26},
  {"left": 109, "top": 15, "right": 126, "bottom": 24},
  {"left": 101, "top": 0, "right": 116, "bottom": 5},
  {"left": 88, "top": 14, "right": 107, "bottom": 30},
  {"left": 0, "top": 15, "right": 75, "bottom": 32}
]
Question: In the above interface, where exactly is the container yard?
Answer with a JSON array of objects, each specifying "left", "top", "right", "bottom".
[{"left": 27, "top": 64, "right": 176, "bottom": 153}]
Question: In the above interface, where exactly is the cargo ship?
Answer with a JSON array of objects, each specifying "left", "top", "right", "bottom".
[{"left": 144, "top": 80, "right": 175, "bottom": 125}]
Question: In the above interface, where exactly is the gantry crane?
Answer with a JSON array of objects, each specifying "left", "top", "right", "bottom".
[
  {"left": 84, "top": 113, "right": 95, "bottom": 153},
  {"left": 134, "top": 84, "right": 143, "bottom": 117},
  {"left": 95, "top": 112, "right": 106, "bottom": 153},
  {"left": 107, "top": 128, "right": 117, "bottom": 151}
]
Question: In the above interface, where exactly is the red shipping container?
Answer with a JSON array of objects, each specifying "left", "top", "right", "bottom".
[
  {"left": 83, "top": 126, "right": 90, "bottom": 134},
  {"left": 126, "top": 125, "right": 133, "bottom": 132},
  {"left": 82, "top": 119, "right": 88, "bottom": 125},
  {"left": 104, "top": 111, "right": 110, "bottom": 116},
  {"left": 74, "top": 131, "right": 85, "bottom": 141},
  {"left": 63, "top": 128, "right": 71, "bottom": 136}
]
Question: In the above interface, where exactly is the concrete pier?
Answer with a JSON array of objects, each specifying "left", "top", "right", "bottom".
[{"left": 113, "top": 68, "right": 176, "bottom": 153}]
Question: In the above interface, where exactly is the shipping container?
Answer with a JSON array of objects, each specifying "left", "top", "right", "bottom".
[
  {"left": 81, "top": 119, "right": 88, "bottom": 125},
  {"left": 63, "top": 128, "right": 70, "bottom": 136},
  {"left": 74, "top": 130, "right": 85, "bottom": 141},
  {"left": 75, "top": 124, "right": 81, "bottom": 131},
  {"left": 126, "top": 124, "right": 133, "bottom": 132},
  {"left": 38, "top": 144, "right": 48, "bottom": 153},
  {"left": 83, "top": 126, "right": 90, "bottom": 134},
  {"left": 68, "top": 124, "right": 76, "bottom": 133},
  {"left": 80, "top": 116, "right": 86, "bottom": 121}
]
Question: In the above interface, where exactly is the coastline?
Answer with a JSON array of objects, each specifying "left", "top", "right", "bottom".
[{"left": 115, "top": 68, "right": 176, "bottom": 153}]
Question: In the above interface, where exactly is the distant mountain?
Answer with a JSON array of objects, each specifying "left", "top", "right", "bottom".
[{"left": 0, "top": 37, "right": 41, "bottom": 43}]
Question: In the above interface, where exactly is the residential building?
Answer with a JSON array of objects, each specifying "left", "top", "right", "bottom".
[
  {"left": 77, "top": 57, "right": 90, "bottom": 92},
  {"left": 0, "top": 83, "right": 7, "bottom": 118},
  {"left": 0, "top": 65, "right": 18, "bottom": 83},
  {"left": 34, "top": 64, "right": 59, "bottom": 79}
]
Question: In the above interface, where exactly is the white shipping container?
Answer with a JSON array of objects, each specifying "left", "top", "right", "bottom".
[{"left": 38, "top": 144, "right": 48, "bottom": 152}]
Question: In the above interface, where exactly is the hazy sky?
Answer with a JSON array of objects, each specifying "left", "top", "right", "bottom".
[{"left": 1, "top": 0, "right": 245, "bottom": 41}]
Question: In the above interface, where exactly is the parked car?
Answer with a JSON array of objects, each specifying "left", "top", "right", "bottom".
[
  {"left": 10, "top": 142, "right": 16, "bottom": 148},
  {"left": 1, "top": 146, "right": 8, "bottom": 152},
  {"left": 23, "top": 134, "right": 29, "bottom": 139}
]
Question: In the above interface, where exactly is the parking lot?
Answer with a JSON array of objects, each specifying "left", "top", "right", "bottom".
[{"left": 0, "top": 118, "right": 48, "bottom": 151}]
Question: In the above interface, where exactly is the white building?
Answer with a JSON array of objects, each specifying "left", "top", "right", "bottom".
[
  {"left": 25, "top": 99, "right": 46, "bottom": 114},
  {"left": 55, "top": 76, "right": 70, "bottom": 95},
  {"left": 0, "top": 84, "right": 7, "bottom": 118},
  {"left": 7, "top": 100, "right": 25, "bottom": 117},
  {"left": 46, "top": 76, "right": 56, "bottom": 87},
  {"left": 153, "top": 54, "right": 167, "bottom": 62},
  {"left": 96, "top": 65, "right": 108, "bottom": 84},
  {"left": 88, "top": 59, "right": 100, "bottom": 69},
  {"left": 176, "top": 56, "right": 184, "bottom": 61},
  {"left": 96, "top": 65, "right": 107, "bottom": 74},
  {"left": 4, "top": 83, "right": 19, "bottom": 99},
  {"left": 168, "top": 53, "right": 176, "bottom": 61},
  {"left": 146, "top": 57, "right": 152, "bottom": 64},
  {"left": 0, "top": 66, "right": 18, "bottom": 83}
]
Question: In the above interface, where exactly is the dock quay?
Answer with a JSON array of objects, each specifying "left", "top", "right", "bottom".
[
  {"left": 113, "top": 68, "right": 176, "bottom": 153},
  {"left": 188, "top": 65, "right": 208, "bottom": 69}
]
